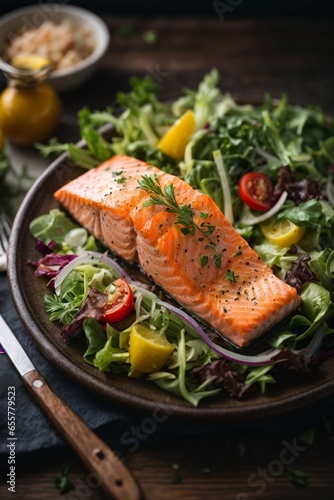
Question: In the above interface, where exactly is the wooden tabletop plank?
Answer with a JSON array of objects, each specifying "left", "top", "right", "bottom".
[{"left": 1, "top": 427, "right": 334, "bottom": 499}]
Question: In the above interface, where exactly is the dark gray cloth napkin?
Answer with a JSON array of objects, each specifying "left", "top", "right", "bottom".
[{"left": 1, "top": 273, "right": 334, "bottom": 462}]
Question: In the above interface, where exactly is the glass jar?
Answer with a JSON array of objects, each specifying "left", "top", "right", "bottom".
[{"left": 0, "top": 59, "right": 61, "bottom": 146}]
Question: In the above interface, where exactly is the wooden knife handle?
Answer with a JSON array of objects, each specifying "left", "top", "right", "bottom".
[{"left": 23, "top": 369, "right": 142, "bottom": 500}]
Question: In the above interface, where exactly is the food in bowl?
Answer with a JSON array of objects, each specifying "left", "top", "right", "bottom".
[
  {"left": 0, "top": 4, "right": 110, "bottom": 91},
  {"left": 3, "top": 19, "right": 96, "bottom": 71}
]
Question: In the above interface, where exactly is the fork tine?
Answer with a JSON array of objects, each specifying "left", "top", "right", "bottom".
[
  {"left": 0, "top": 234, "right": 8, "bottom": 253},
  {"left": 0, "top": 211, "right": 11, "bottom": 254},
  {"left": 2, "top": 213, "right": 11, "bottom": 235}
]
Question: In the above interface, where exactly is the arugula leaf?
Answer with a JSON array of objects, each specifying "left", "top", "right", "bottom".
[
  {"left": 245, "top": 365, "right": 276, "bottom": 394},
  {"left": 320, "top": 136, "right": 334, "bottom": 163},
  {"left": 296, "top": 282, "right": 333, "bottom": 341},
  {"left": 68, "top": 145, "right": 101, "bottom": 169},
  {"left": 93, "top": 338, "right": 129, "bottom": 371},
  {"left": 35, "top": 138, "right": 69, "bottom": 157},
  {"left": 116, "top": 75, "right": 162, "bottom": 115},
  {"left": 194, "top": 68, "right": 221, "bottom": 128},
  {"left": 80, "top": 126, "right": 114, "bottom": 162},
  {"left": 309, "top": 249, "right": 334, "bottom": 292},
  {"left": 277, "top": 199, "right": 324, "bottom": 228},
  {"left": 83, "top": 318, "right": 107, "bottom": 364},
  {"left": 268, "top": 329, "right": 297, "bottom": 349},
  {"left": 262, "top": 110, "right": 291, "bottom": 165}
]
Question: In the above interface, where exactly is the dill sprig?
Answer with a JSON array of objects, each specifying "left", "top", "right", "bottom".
[{"left": 137, "top": 175, "right": 222, "bottom": 267}]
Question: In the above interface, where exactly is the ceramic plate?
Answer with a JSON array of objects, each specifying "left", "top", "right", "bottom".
[{"left": 7, "top": 128, "right": 334, "bottom": 422}]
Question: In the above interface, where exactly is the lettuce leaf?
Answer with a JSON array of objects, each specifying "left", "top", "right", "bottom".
[
  {"left": 83, "top": 318, "right": 107, "bottom": 364},
  {"left": 29, "top": 209, "right": 78, "bottom": 245}
]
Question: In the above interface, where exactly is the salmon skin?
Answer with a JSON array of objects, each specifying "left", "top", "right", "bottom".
[{"left": 54, "top": 155, "right": 301, "bottom": 348}]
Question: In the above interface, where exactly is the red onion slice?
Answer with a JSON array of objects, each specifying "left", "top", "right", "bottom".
[
  {"left": 154, "top": 297, "right": 281, "bottom": 366},
  {"left": 54, "top": 251, "right": 132, "bottom": 295},
  {"left": 240, "top": 191, "right": 288, "bottom": 225},
  {"left": 153, "top": 296, "right": 325, "bottom": 367}
]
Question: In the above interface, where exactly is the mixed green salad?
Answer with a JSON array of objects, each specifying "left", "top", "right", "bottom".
[{"left": 30, "top": 69, "right": 334, "bottom": 406}]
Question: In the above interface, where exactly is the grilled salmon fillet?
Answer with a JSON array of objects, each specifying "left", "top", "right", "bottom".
[{"left": 54, "top": 155, "right": 301, "bottom": 347}]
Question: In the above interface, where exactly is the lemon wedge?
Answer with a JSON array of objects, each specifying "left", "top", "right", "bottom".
[
  {"left": 11, "top": 55, "right": 51, "bottom": 71},
  {"left": 260, "top": 218, "right": 305, "bottom": 247},
  {"left": 158, "top": 110, "right": 195, "bottom": 159},
  {"left": 129, "top": 324, "right": 174, "bottom": 373}
]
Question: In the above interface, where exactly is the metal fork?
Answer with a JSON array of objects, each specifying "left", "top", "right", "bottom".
[{"left": 0, "top": 211, "right": 11, "bottom": 272}]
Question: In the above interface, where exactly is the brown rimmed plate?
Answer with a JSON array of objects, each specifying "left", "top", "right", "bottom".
[{"left": 7, "top": 125, "right": 334, "bottom": 422}]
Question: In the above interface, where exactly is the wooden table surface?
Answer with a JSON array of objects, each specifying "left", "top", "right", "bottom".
[{"left": 1, "top": 14, "right": 334, "bottom": 500}]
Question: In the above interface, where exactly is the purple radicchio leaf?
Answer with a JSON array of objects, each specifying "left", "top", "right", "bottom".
[
  {"left": 61, "top": 288, "right": 108, "bottom": 341},
  {"left": 274, "top": 165, "right": 325, "bottom": 205},
  {"left": 27, "top": 253, "right": 78, "bottom": 279},
  {"left": 192, "top": 349, "right": 314, "bottom": 399},
  {"left": 36, "top": 239, "right": 59, "bottom": 255},
  {"left": 192, "top": 358, "right": 249, "bottom": 398},
  {"left": 271, "top": 348, "right": 314, "bottom": 372},
  {"left": 284, "top": 254, "right": 318, "bottom": 291}
]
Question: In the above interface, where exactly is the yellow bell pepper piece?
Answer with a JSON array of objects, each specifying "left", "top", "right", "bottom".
[{"left": 129, "top": 324, "right": 174, "bottom": 373}]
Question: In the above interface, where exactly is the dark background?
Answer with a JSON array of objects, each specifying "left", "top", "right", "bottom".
[{"left": 1, "top": 0, "right": 334, "bottom": 17}]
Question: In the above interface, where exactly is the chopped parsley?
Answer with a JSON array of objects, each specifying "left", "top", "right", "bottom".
[
  {"left": 143, "top": 29, "right": 158, "bottom": 45},
  {"left": 286, "top": 466, "right": 308, "bottom": 488},
  {"left": 226, "top": 269, "right": 236, "bottom": 282},
  {"left": 54, "top": 462, "right": 73, "bottom": 494},
  {"left": 201, "top": 255, "right": 209, "bottom": 267},
  {"left": 171, "top": 463, "right": 182, "bottom": 484},
  {"left": 115, "top": 176, "right": 127, "bottom": 184}
]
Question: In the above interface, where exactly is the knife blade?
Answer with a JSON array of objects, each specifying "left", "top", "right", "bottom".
[
  {"left": 0, "top": 314, "right": 141, "bottom": 500},
  {"left": 0, "top": 315, "right": 35, "bottom": 375}
]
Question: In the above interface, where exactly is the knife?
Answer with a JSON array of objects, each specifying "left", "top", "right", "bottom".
[{"left": 0, "top": 314, "right": 142, "bottom": 500}]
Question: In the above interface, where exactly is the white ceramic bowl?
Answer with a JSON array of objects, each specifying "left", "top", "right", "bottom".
[{"left": 0, "top": 4, "right": 110, "bottom": 92}]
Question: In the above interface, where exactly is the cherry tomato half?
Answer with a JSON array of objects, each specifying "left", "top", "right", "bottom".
[
  {"left": 103, "top": 278, "right": 134, "bottom": 323},
  {"left": 238, "top": 172, "right": 274, "bottom": 212}
]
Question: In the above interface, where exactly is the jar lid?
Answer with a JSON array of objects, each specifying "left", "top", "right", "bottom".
[{"left": 0, "top": 58, "right": 52, "bottom": 88}]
